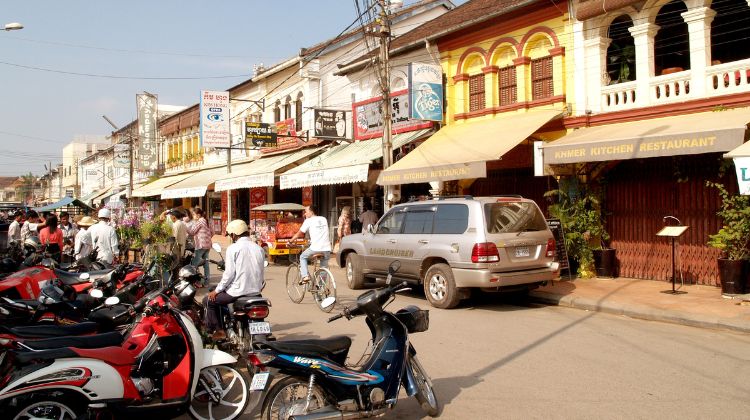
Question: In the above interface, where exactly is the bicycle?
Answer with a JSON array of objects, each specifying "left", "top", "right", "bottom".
[{"left": 286, "top": 245, "right": 337, "bottom": 312}]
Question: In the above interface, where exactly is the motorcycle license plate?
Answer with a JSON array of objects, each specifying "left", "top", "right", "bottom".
[
  {"left": 514, "top": 246, "right": 530, "bottom": 258},
  {"left": 250, "top": 372, "right": 269, "bottom": 391},
  {"left": 249, "top": 322, "right": 271, "bottom": 335}
]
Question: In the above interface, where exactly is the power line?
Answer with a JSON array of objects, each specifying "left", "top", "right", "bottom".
[{"left": 0, "top": 60, "right": 251, "bottom": 80}]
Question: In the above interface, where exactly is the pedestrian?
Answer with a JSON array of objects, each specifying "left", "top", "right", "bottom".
[
  {"left": 74, "top": 216, "right": 95, "bottom": 262},
  {"left": 186, "top": 207, "right": 212, "bottom": 286},
  {"left": 39, "top": 214, "right": 64, "bottom": 261},
  {"left": 358, "top": 200, "right": 379, "bottom": 232},
  {"left": 21, "top": 210, "right": 46, "bottom": 243},
  {"left": 58, "top": 211, "right": 78, "bottom": 244},
  {"left": 7, "top": 210, "right": 23, "bottom": 244},
  {"left": 337, "top": 206, "right": 352, "bottom": 242},
  {"left": 204, "top": 219, "right": 265, "bottom": 340},
  {"left": 289, "top": 205, "right": 331, "bottom": 282},
  {"left": 89, "top": 208, "right": 119, "bottom": 265},
  {"left": 160, "top": 209, "right": 188, "bottom": 260}
]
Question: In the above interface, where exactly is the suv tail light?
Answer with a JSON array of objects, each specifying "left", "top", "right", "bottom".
[
  {"left": 247, "top": 305, "right": 270, "bottom": 319},
  {"left": 546, "top": 238, "right": 555, "bottom": 258},
  {"left": 471, "top": 242, "right": 500, "bottom": 263}
]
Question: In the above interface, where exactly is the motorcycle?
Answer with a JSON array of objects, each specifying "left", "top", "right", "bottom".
[
  {"left": 0, "top": 270, "right": 250, "bottom": 420},
  {"left": 249, "top": 261, "right": 439, "bottom": 420}
]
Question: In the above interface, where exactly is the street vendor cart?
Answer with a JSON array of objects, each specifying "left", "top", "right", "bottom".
[{"left": 249, "top": 203, "right": 307, "bottom": 264}]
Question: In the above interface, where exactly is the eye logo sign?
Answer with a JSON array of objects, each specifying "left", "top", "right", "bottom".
[{"left": 207, "top": 113, "right": 223, "bottom": 122}]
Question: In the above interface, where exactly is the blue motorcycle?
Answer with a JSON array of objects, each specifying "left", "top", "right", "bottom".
[{"left": 248, "top": 261, "right": 439, "bottom": 419}]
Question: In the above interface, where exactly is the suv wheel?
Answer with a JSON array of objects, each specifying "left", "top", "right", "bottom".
[
  {"left": 346, "top": 253, "right": 365, "bottom": 290},
  {"left": 423, "top": 263, "right": 460, "bottom": 309}
]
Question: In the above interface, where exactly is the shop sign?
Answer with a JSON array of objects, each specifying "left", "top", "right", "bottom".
[
  {"left": 250, "top": 188, "right": 267, "bottom": 220},
  {"left": 261, "top": 118, "right": 300, "bottom": 152},
  {"left": 200, "top": 90, "right": 231, "bottom": 148},
  {"left": 214, "top": 172, "right": 275, "bottom": 192},
  {"left": 136, "top": 93, "right": 158, "bottom": 171},
  {"left": 377, "top": 161, "right": 486, "bottom": 186},
  {"left": 280, "top": 164, "right": 369, "bottom": 190},
  {"left": 161, "top": 186, "right": 208, "bottom": 199},
  {"left": 353, "top": 89, "right": 433, "bottom": 140},
  {"left": 114, "top": 144, "right": 130, "bottom": 169},
  {"left": 313, "top": 109, "right": 348, "bottom": 139},
  {"left": 408, "top": 62, "right": 443, "bottom": 121},
  {"left": 246, "top": 122, "right": 277, "bottom": 148},
  {"left": 733, "top": 157, "right": 750, "bottom": 195}
]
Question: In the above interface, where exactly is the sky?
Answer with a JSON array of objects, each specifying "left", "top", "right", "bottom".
[{"left": 0, "top": 0, "right": 459, "bottom": 177}]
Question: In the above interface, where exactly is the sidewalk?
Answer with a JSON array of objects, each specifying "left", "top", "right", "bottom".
[{"left": 529, "top": 276, "right": 750, "bottom": 333}]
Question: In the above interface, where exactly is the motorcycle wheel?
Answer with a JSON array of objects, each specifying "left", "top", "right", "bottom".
[
  {"left": 409, "top": 355, "right": 439, "bottom": 417},
  {"left": 10, "top": 395, "right": 82, "bottom": 420},
  {"left": 189, "top": 365, "right": 249, "bottom": 420},
  {"left": 262, "top": 375, "right": 327, "bottom": 420}
]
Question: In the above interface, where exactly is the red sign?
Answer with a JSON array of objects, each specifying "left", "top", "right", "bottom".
[
  {"left": 302, "top": 187, "right": 313, "bottom": 207},
  {"left": 250, "top": 187, "right": 267, "bottom": 220},
  {"left": 261, "top": 118, "right": 302, "bottom": 152},
  {"left": 353, "top": 89, "right": 433, "bottom": 140}
]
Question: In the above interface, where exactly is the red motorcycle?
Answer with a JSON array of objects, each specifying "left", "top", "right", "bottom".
[{"left": 0, "top": 273, "right": 249, "bottom": 420}]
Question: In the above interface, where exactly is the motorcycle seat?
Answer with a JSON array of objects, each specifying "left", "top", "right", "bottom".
[
  {"left": 13, "top": 348, "right": 78, "bottom": 365},
  {"left": 234, "top": 295, "right": 269, "bottom": 310},
  {"left": 262, "top": 335, "right": 352, "bottom": 365},
  {"left": 54, "top": 268, "right": 111, "bottom": 286},
  {"left": 0, "top": 321, "right": 99, "bottom": 338},
  {"left": 24, "top": 331, "right": 124, "bottom": 350}
]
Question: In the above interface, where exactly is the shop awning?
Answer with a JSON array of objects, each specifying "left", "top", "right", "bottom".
[
  {"left": 280, "top": 129, "right": 432, "bottom": 189},
  {"left": 161, "top": 166, "right": 230, "bottom": 199},
  {"left": 33, "top": 196, "right": 93, "bottom": 212},
  {"left": 89, "top": 186, "right": 115, "bottom": 205},
  {"left": 214, "top": 147, "right": 323, "bottom": 192},
  {"left": 80, "top": 189, "right": 102, "bottom": 205},
  {"left": 377, "top": 111, "right": 560, "bottom": 186},
  {"left": 544, "top": 107, "right": 750, "bottom": 165},
  {"left": 132, "top": 174, "right": 193, "bottom": 198}
]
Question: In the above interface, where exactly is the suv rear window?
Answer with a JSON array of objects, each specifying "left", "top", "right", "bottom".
[{"left": 484, "top": 202, "right": 547, "bottom": 233}]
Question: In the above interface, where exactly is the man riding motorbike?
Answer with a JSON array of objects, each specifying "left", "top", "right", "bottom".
[{"left": 204, "top": 219, "right": 265, "bottom": 340}]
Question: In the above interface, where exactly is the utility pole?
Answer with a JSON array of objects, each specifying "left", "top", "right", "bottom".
[
  {"left": 377, "top": 0, "right": 393, "bottom": 212},
  {"left": 128, "top": 126, "right": 134, "bottom": 207}
]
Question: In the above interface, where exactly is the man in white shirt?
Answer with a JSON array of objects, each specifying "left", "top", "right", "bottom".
[
  {"left": 21, "top": 210, "right": 45, "bottom": 243},
  {"left": 74, "top": 216, "right": 95, "bottom": 261},
  {"left": 88, "top": 208, "right": 119, "bottom": 265},
  {"left": 205, "top": 219, "right": 265, "bottom": 340},
  {"left": 290, "top": 205, "right": 332, "bottom": 282},
  {"left": 7, "top": 211, "right": 23, "bottom": 244}
]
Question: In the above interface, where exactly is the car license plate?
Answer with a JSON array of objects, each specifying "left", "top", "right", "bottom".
[
  {"left": 249, "top": 372, "right": 269, "bottom": 391},
  {"left": 249, "top": 322, "right": 271, "bottom": 335},
  {"left": 514, "top": 246, "right": 530, "bottom": 258}
]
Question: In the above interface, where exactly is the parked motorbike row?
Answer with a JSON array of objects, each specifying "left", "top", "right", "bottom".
[{"left": 0, "top": 236, "right": 438, "bottom": 420}]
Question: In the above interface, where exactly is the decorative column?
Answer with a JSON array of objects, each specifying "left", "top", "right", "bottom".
[
  {"left": 452, "top": 73, "right": 469, "bottom": 115},
  {"left": 482, "top": 66, "right": 500, "bottom": 109},
  {"left": 549, "top": 46, "right": 566, "bottom": 97},
  {"left": 584, "top": 36, "right": 611, "bottom": 112},
  {"left": 513, "top": 57, "right": 531, "bottom": 103},
  {"left": 628, "top": 22, "right": 660, "bottom": 107},
  {"left": 682, "top": 7, "right": 716, "bottom": 96}
]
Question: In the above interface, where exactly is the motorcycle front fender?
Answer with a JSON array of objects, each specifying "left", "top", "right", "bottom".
[
  {"left": 402, "top": 356, "right": 418, "bottom": 397},
  {"left": 201, "top": 348, "right": 237, "bottom": 368}
]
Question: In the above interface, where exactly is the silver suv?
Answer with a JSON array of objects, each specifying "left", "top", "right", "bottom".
[{"left": 337, "top": 196, "right": 558, "bottom": 309}]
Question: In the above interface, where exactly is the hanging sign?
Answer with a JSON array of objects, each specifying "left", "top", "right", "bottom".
[
  {"left": 246, "top": 122, "right": 277, "bottom": 148},
  {"left": 136, "top": 93, "right": 158, "bottom": 171},
  {"left": 408, "top": 62, "right": 443, "bottom": 121},
  {"left": 733, "top": 157, "right": 750, "bottom": 195},
  {"left": 200, "top": 90, "right": 231, "bottom": 148},
  {"left": 313, "top": 109, "right": 348, "bottom": 139},
  {"left": 353, "top": 89, "right": 433, "bottom": 140},
  {"left": 113, "top": 144, "right": 130, "bottom": 168}
]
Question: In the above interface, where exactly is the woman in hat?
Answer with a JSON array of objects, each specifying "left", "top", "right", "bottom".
[{"left": 74, "top": 216, "right": 96, "bottom": 261}]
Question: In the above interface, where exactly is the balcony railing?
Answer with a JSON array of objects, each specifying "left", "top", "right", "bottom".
[{"left": 600, "top": 59, "right": 750, "bottom": 113}]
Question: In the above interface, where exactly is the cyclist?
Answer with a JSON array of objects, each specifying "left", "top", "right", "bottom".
[
  {"left": 289, "top": 205, "right": 331, "bottom": 283},
  {"left": 205, "top": 219, "right": 265, "bottom": 340}
]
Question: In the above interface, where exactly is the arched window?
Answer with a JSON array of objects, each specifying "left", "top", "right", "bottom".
[
  {"left": 295, "top": 93, "right": 303, "bottom": 131},
  {"left": 606, "top": 15, "right": 636, "bottom": 84},
  {"left": 711, "top": 0, "right": 750, "bottom": 65},
  {"left": 273, "top": 101, "right": 281, "bottom": 122},
  {"left": 284, "top": 96, "right": 292, "bottom": 120},
  {"left": 392, "top": 77, "right": 406, "bottom": 91},
  {"left": 654, "top": 0, "right": 689, "bottom": 75}
]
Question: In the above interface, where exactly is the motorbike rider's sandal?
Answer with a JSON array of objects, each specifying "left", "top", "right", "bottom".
[
  {"left": 300, "top": 275, "right": 311, "bottom": 285},
  {"left": 211, "top": 330, "right": 227, "bottom": 341}
]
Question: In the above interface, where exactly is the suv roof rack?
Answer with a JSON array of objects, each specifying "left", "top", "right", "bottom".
[
  {"left": 433, "top": 195, "right": 474, "bottom": 200},
  {"left": 485, "top": 194, "right": 524, "bottom": 198}
]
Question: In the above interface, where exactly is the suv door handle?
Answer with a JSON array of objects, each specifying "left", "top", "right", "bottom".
[
  {"left": 418, "top": 240, "right": 429, "bottom": 244},
  {"left": 387, "top": 239, "right": 397, "bottom": 244}
]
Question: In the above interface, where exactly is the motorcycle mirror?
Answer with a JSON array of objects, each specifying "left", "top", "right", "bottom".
[
  {"left": 79, "top": 272, "right": 90, "bottom": 281},
  {"left": 104, "top": 296, "right": 120, "bottom": 306},
  {"left": 212, "top": 243, "right": 222, "bottom": 253},
  {"left": 321, "top": 296, "right": 336, "bottom": 309},
  {"left": 89, "top": 288, "right": 104, "bottom": 299}
]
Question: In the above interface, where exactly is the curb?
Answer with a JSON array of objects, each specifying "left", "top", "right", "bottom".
[{"left": 529, "top": 290, "right": 750, "bottom": 334}]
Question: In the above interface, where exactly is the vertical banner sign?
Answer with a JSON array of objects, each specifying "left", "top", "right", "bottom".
[
  {"left": 302, "top": 187, "right": 313, "bottom": 207},
  {"left": 408, "top": 62, "right": 443, "bottom": 121},
  {"left": 113, "top": 144, "right": 130, "bottom": 168},
  {"left": 733, "top": 157, "right": 750, "bottom": 195},
  {"left": 200, "top": 90, "right": 231, "bottom": 148},
  {"left": 250, "top": 188, "right": 267, "bottom": 220},
  {"left": 136, "top": 93, "right": 158, "bottom": 171}
]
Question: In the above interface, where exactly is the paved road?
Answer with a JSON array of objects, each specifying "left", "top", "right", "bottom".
[{"left": 195, "top": 260, "right": 750, "bottom": 419}]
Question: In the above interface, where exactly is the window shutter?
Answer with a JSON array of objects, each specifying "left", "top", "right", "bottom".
[
  {"left": 531, "top": 57, "right": 553, "bottom": 100},
  {"left": 469, "top": 74, "right": 485, "bottom": 112},
  {"left": 498, "top": 65, "right": 517, "bottom": 106}
]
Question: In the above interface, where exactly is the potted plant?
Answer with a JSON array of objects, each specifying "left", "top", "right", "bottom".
[
  {"left": 706, "top": 181, "right": 750, "bottom": 294},
  {"left": 607, "top": 43, "right": 635, "bottom": 84},
  {"left": 546, "top": 184, "right": 611, "bottom": 278}
]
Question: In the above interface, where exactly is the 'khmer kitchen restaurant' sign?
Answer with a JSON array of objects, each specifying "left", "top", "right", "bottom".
[{"left": 353, "top": 89, "right": 433, "bottom": 141}]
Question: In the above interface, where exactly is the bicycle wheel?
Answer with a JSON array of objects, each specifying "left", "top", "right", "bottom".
[
  {"left": 312, "top": 267, "right": 337, "bottom": 312},
  {"left": 285, "top": 263, "right": 305, "bottom": 303}
]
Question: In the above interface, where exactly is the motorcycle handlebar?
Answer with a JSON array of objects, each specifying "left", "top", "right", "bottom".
[{"left": 327, "top": 313, "right": 345, "bottom": 323}]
